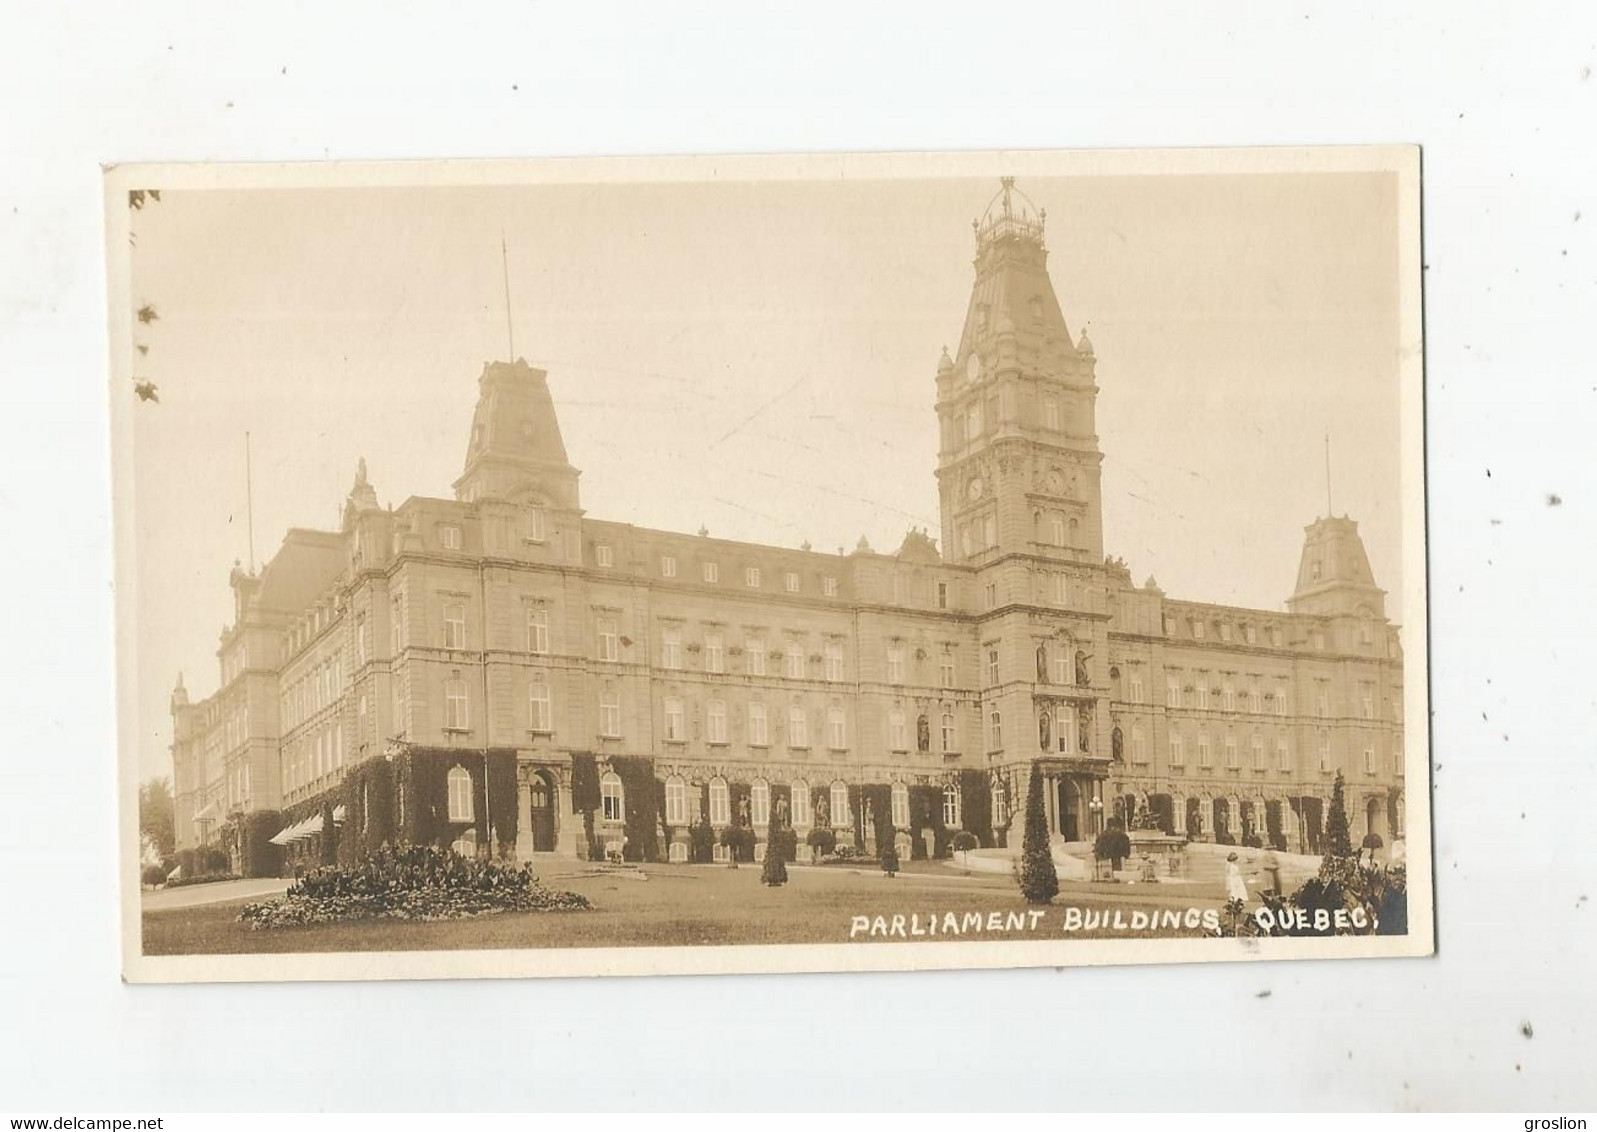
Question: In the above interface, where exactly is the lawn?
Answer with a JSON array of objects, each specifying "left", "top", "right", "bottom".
[{"left": 142, "top": 861, "right": 1226, "bottom": 955}]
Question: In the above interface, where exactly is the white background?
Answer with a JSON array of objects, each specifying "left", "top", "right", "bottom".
[{"left": 2, "top": 1, "right": 1593, "bottom": 1113}]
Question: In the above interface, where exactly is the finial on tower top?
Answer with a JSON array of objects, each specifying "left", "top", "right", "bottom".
[{"left": 975, "top": 176, "right": 1046, "bottom": 253}]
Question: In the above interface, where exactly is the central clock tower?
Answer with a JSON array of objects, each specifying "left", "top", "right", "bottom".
[{"left": 933, "top": 178, "right": 1105, "bottom": 572}]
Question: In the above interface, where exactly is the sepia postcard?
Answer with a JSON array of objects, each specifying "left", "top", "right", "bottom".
[{"left": 110, "top": 147, "right": 1431, "bottom": 983}]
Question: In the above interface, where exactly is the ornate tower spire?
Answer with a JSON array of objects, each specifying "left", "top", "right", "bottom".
[{"left": 935, "top": 178, "right": 1102, "bottom": 568}]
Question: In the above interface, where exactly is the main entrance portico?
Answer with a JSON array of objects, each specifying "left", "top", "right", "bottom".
[{"left": 1035, "top": 756, "right": 1110, "bottom": 844}]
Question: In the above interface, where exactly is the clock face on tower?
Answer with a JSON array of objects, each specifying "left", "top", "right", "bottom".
[
  {"left": 967, "top": 476, "right": 984, "bottom": 501},
  {"left": 966, "top": 352, "right": 981, "bottom": 382}
]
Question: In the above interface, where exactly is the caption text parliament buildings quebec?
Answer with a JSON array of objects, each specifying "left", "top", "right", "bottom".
[{"left": 169, "top": 180, "right": 1406, "bottom": 875}]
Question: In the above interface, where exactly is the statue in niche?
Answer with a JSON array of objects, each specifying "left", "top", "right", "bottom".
[
  {"left": 737, "top": 796, "right": 750, "bottom": 827},
  {"left": 1038, "top": 708, "right": 1052, "bottom": 751},
  {"left": 1035, "top": 640, "right": 1049, "bottom": 683},
  {"left": 917, "top": 714, "right": 931, "bottom": 752},
  {"left": 1078, "top": 703, "right": 1092, "bottom": 753},
  {"left": 1075, "top": 649, "right": 1092, "bottom": 687},
  {"left": 774, "top": 794, "right": 789, "bottom": 826},
  {"left": 1112, "top": 726, "right": 1124, "bottom": 762},
  {"left": 816, "top": 796, "right": 830, "bottom": 828}
]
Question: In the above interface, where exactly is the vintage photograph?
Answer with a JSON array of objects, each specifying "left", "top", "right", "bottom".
[{"left": 110, "top": 148, "right": 1430, "bottom": 982}]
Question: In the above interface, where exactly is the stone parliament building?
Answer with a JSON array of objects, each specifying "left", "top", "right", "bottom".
[{"left": 169, "top": 179, "right": 1405, "bottom": 872}]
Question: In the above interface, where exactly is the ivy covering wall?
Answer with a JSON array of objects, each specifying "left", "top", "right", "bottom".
[{"left": 959, "top": 769, "right": 992, "bottom": 847}]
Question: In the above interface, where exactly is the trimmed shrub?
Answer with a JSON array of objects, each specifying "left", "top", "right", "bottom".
[
  {"left": 200, "top": 847, "right": 230, "bottom": 874},
  {"left": 238, "top": 810, "right": 285, "bottom": 878},
  {"left": 165, "top": 872, "right": 242, "bottom": 889},
  {"left": 1018, "top": 762, "right": 1059, "bottom": 904},
  {"left": 1094, "top": 827, "right": 1132, "bottom": 868},
  {"left": 237, "top": 842, "right": 589, "bottom": 929},
  {"left": 611, "top": 755, "right": 662, "bottom": 862},
  {"left": 761, "top": 819, "right": 789, "bottom": 886},
  {"left": 719, "top": 824, "right": 755, "bottom": 863},
  {"left": 140, "top": 864, "right": 166, "bottom": 887},
  {"left": 805, "top": 827, "right": 836, "bottom": 858},
  {"left": 1242, "top": 831, "right": 1264, "bottom": 849},
  {"left": 1362, "top": 831, "right": 1384, "bottom": 851},
  {"left": 880, "top": 823, "right": 900, "bottom": 876},
  {"left": 950, "top": 831, "right": 978, "bottom": 859},
  {"left": 690, "top": 813, "right": 716, "bottom": 864},
  {"left": 1325, "top": 771, "right": 1355, "bottom": 859}
]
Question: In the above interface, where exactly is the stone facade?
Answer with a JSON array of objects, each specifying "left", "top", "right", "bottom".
[{"left": 171, "top": 178, "right": 1404, "bottom": 866}]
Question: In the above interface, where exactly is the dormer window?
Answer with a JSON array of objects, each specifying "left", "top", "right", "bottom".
[
  {"left": 528, "top": 506, "right": 547, "bottom": 542},
  {"left": 595, "top": 544, "right": 613, "bottom": 568},
  {"left": 440, "top": 525, "right": 462, "bottom": 551}
]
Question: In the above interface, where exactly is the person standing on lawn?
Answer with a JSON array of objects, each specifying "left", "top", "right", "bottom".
[{"left": 1225, "top": 851, "right": 1249, "bottom": 904}]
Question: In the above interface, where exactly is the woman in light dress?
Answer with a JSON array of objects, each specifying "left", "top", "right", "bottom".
[{"left": 1224, "top": 851, "right": 1249, "bottom": 904}]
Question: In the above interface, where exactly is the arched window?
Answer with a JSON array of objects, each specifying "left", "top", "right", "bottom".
[
  {"left": 829, "top": 780, "right": 850, "bottom": 829},
  {"left": 890, "top": 783, "right": 910, "bottom": 828},
  {"left": 446, "top": 766, "right": 473, "bottom": 822},
  {"left": 790, "top": 780, "right": 811, "bottom": 827},
  {"left": 991, "top": 775, "right": 1009, "bottom": 828},
  {"left": 943, "top": 783, "right": 962, "bottom": 828},
  {"left": 751, "top": 779, "right": 770, "bottom": 827},
  {"left": 664, "top": 775, "right": 687, "bottom": 826},
  {"left": 600, "top": 771, "right": 624, "bottom": 822},
  {"left": 708, "top": 776, "right": 730, "bottom": 825}
]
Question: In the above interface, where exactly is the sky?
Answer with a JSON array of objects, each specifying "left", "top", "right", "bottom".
[{"left": 123, "top": 165, "right": 1406, "bottom": 782}]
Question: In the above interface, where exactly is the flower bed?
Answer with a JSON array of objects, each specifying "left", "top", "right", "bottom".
[
  {"left": 164, "top": 872, "right": 243, "bottom": 889},
  {"left": 237, "top": 843, "right": 591, "bottom": 930}
]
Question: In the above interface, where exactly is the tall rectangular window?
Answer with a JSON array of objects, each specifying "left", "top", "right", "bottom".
[
  {"left": 822, "top": 576, "right": 838, "bottom": 598},
  {"left": 661, "top": 627, "right": 682, "bottom": 670},
  {"left": 442, "top": 601, "right": 467, "bottom": 650},
  {"left": 1128, "top": 672, "right": 1144, "bottom": 704},
  {"left": 663, "top": 698, "right": 684, "bottom": 742},
  {"left": 1043, "top": 397, "right": 1061, "bottom": 431},
  {"left": 827, "top": 707, "right": 846, "bottom": 750},
  {"left": 940, "top": 650, "right": 956, "bottom": 688},
  {"left": 824, "top": 642, "right": 844, "bottom": 682},
  {"left": 887, "top": 646, "right": 904, "bottom": 684},
  {"left": 1276, "top": 739, "right": 1290, "bottom": 771},
  {"left": 1169, "top": 731, "right": 1185, "bottom": 766},
  {"left": 595, "top": 544, "right": 614, "bottom": 567},
  {"left": 1225, "top": 734, "right": 1239, "bottom": 768},
  {"left": 1361, "top": 683, "right": 1375, "bottom": 720},
  {"left": 988, "top": 710, "right": 1003, "bottom": 752},
  {"left": 529, "top": 681, "right": 551, "bottom": 732},
  {"left": 745, "top": 566, "right": 761, "bottom": 588},
  {"left": 745, "top": 637, "right": 766, "bottom": 676},
  {"left": 1318, "top": 732, "right": 1332, "bottom": 772},
  {"left": 441, "top": 525, "right": 461, "bottom": 551},
  {"left": 390, "top": 593, "right": 405, "bottom": 653},
  {"left": 665, "top": 779, "right": 687, "bottom": 825},
  {"left": 889, "top": 709, "right": 908, "bottom": 751},
  {"left": 1197, "top": 732, "right": 1212, "bottom": 769},
  {"left": 785, "top": 642, "right": 804, "bottom": 680},
  {"left": 784, "top": 571, "right": 799, "bottom": 593},
  {"left": 660, "top": 555, "right": 677, "bottom": 578},
  {"left": 444, "top": 679, "right": 469, "bottom": 731},
  {"left": 703, "top": 561, "right": 718, "bottom": 584},
  {"left": 986, "top": 647, "right": 1000, "bottom": 687},
  {"left": 597, "top": 616, "right": 619, "bottom": 662},
  {"left": 529, "top": 507, "right": 547, "bottom": 542},
  {"left": 1251, "top": 735, "right": 1264, "bottom": 770},
  {"left": 747, "top": 703, "right": 768, "bottom": 746},
  {"left": 1363, "top": 746, "right": 1376, "bottom": 774},
  {"left": 1167, "top": 677, "right": 1181, "bottom": 708},
  {"left": 706, "top": 700, "right": 727, "bottom": 744},
  {"left": 941, "top": 712, "right": 956, "bottom": 753},
  {"left": 1222, "top": 681, "right": 1235, "bottom": 712},
  {"left": 788, "top": 706, "right": 808, "bottom": 748},
  {"left": 599, "top": 693, "right": 621, "bottom": 738},
  {"left": 527, "top": 606, "right": 549, "bottom": 654},
  {"left": 705, "top": 632, "right": 725, "bottom": 674},
  {"left": 1132, "top": 726, "right": 1147, "bottom": 764}
]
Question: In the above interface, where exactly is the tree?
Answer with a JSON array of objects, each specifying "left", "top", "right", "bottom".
[
  {"left": 1018, "top": 762, "right": 1059, "bottom": 904},
  {"left": 880, "top": 824, "right": 900, "bottom": 877},
  {"left": 761, "top": 814, "right": 789, "bottom": 887},
  {"left": 139, "top": 777, "right": 176, "bottom": 861},
  {"left": 1094, "top": 825, "right": 1132, "bottom": 871},
  {"left": 1325, "top": 771, "right": 1355, "bottom": 860}
]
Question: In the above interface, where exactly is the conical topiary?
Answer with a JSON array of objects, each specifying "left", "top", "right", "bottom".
[
  {"left": 880, "top": 823, "right": 900, "bottom": 877},
  {"left": 1018, "top": 761, "right": 1059, "bottom": 904},
  {"left": 761, "top": 815, "right": 788, "bottom": 886},
  {"left": 1325, "top": 770, "right": 1355, "bottom": 859}
]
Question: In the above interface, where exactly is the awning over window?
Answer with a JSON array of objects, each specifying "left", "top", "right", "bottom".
[{"left": 268, "top": 813, "right": 326, "bottom": 845}]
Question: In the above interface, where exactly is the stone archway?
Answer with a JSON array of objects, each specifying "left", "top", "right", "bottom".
[{"left": 528, "top": 769, "right": 558, "bottom": 853}]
